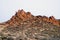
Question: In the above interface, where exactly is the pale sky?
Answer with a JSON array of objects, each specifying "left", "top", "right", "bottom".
[{"left": 0, "top": 0, "right": 60, "bottom": 22}]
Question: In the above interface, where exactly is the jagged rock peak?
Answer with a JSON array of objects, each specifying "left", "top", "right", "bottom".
[
  {"left": 5, "top": 9, "right": 33, "bottom": 25},
  {"left": 15, "top": 9, "right": 33, "bottom": 20},
  {"left": 5, "top": 9, "right": 60, "bottom": 26}
]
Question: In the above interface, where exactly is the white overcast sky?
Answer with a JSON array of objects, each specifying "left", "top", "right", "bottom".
[{"left": 0, "top": 0, "right": 60, "bottom": 22}]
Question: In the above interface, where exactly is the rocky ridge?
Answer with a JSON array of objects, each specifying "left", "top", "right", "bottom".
[
  {"left": 5, "top": 9, "right": 60, "bottom": 26},
  {"left": 0, "top": 9, "right": 60, "bottom": 40}
]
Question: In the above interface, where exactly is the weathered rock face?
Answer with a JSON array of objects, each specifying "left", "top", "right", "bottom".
[
  {"left": 0, "top": 9, "right": 60, "bottom": 40},
  {"left": 42, "top": 16, "right": 59, "bottom": 26},
  {"left": 5, "top": 10, "right": 34, "bottom": 26},
  {"left": 5, "top": 9, "right": 60, "bottom": 26}
]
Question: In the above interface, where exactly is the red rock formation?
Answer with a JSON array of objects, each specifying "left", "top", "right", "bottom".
[
  {"left": 42, "top": 16, "right": 59, "bottom": 26},
  {"left": 49, "top": 16, "right": 59, "bottom": 26},
  {"left": 5, "top": 9, "right": 60, "bottom": 26},
  {"left": 42, "top": 16, "right": 49, "bottom": 21}
]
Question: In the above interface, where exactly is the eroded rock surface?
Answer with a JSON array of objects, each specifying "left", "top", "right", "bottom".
[{"left": 0, "top": 9, "right": 60, "bottom": 40}]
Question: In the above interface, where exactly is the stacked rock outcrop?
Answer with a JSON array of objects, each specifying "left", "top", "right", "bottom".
[
  {"left": 0, "top": 9, "right": 60, "bottom": 40},
  {"left": 5, "top": 9, "right": 59, "bottom": 26}
]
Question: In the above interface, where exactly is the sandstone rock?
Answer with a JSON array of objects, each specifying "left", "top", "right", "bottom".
[
  {"left": 26, "top": 12, "right": 32, "bottom": 19},
  {"left": 0, "top": 9, "right": 60, "bottom": 40},
  {"left": 43, "top": 16, "right": 49, "bottom": 21},
  {"left": 5, "top": 10, "right": 60, "bottom": 26},
  {"left": 49, "top": 16, "right": 59, "bottom": 26}
]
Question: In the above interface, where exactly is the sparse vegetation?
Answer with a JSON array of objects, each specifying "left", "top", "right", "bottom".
[{"left": 0, "top": 10, "right": 60, "bottom": 40}]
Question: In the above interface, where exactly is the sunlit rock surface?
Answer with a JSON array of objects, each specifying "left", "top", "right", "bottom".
[{"left": 0, "top": 9, "right": 60, "bottom": 40}]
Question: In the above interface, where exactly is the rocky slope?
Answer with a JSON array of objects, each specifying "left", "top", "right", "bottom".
[{"left": 0, "top": 9, "right": 60, "bottom": 40}]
